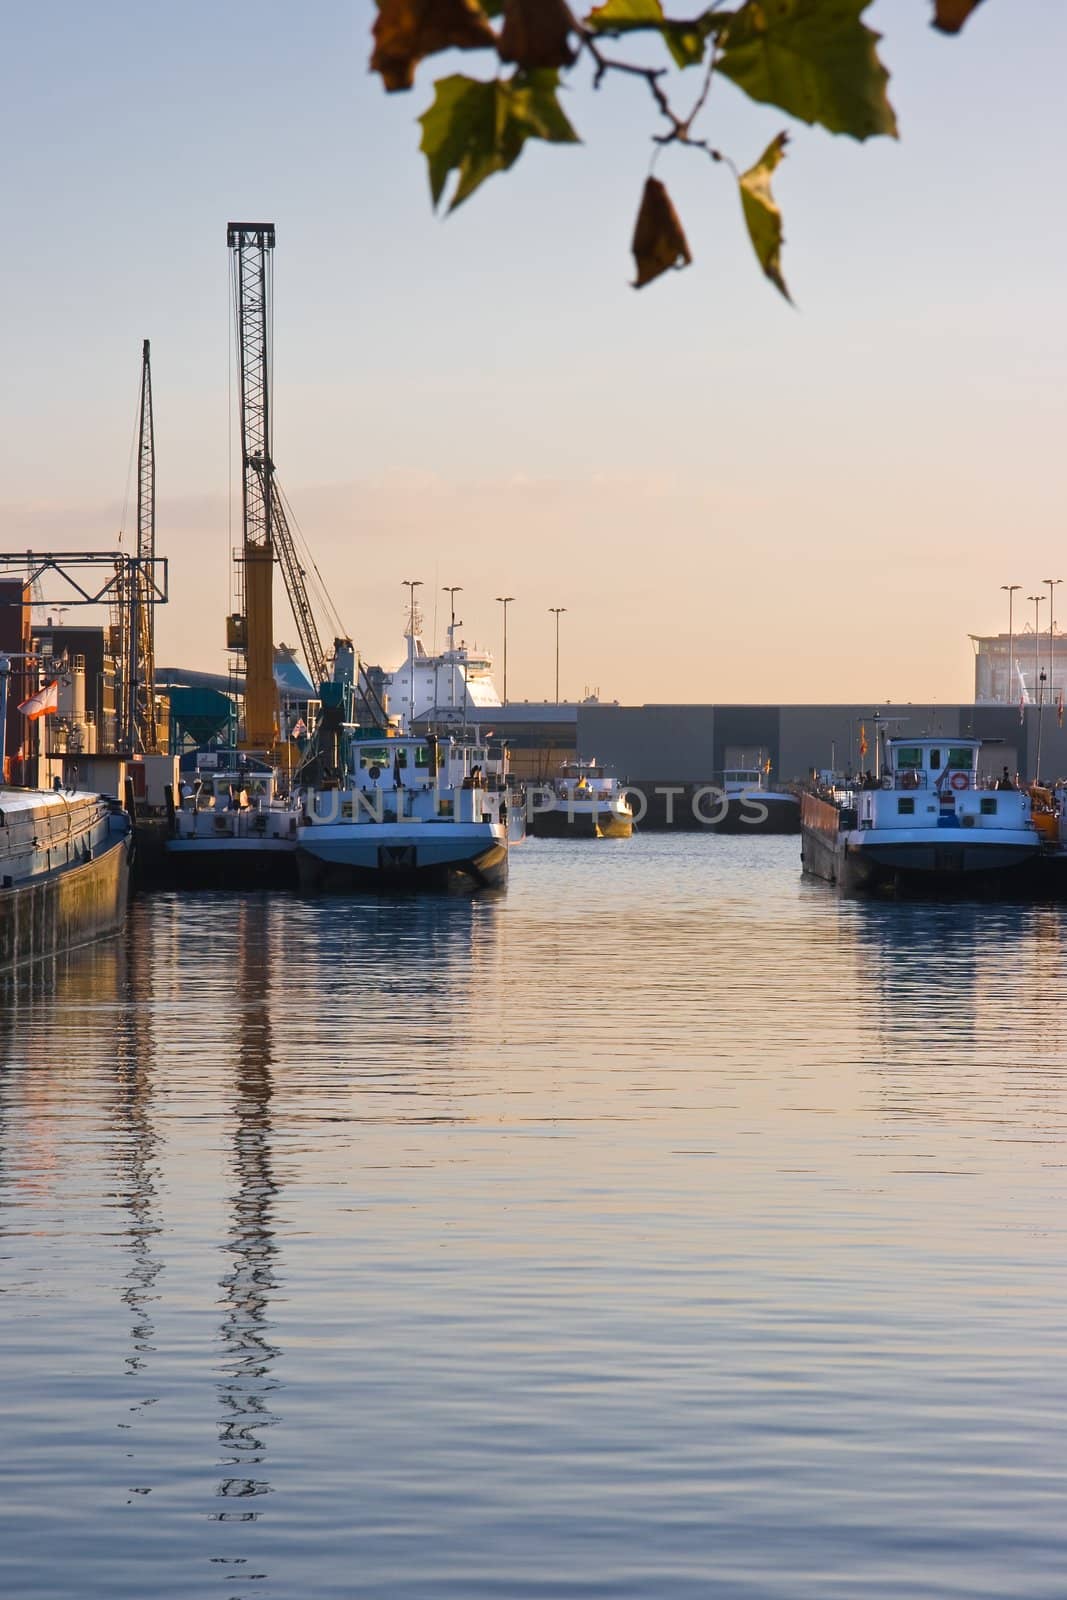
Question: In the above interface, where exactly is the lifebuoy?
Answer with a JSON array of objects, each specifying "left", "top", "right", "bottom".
[
  {"left": 951, "top": 771, "right": 970, "bottom": 791},
  {"left": 901, "top": 771, "right": 919, "bottom": 790}
]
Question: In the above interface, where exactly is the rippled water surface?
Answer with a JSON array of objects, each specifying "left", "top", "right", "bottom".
[{"left": 3, "top": 835, "right": 1067, "bottom": 1598}]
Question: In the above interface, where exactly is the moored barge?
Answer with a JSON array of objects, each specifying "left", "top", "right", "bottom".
[
  {"left": 801, "top": 736, "right": 1041, "bottom": 896},
  {"left": 1, "top": 788, "right": 132, "bottom": 974}
]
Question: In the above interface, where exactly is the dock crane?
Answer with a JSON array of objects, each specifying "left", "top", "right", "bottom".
[
  {"left": 134, "top": 339, "right": 159, "bottom": 753},
  {"left": 226, "top": 222, "right": 389, "bottom": 741},
  {"left": 226, "top": 222, "right": 278, "bottom": 751},
  {"left": 112, "top": 338, "right": 163, "bottom": 754}
]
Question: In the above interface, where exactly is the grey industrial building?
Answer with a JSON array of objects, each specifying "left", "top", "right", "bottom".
[{"left": 574, "top": 702, "right": 1067, "bottom": 789}]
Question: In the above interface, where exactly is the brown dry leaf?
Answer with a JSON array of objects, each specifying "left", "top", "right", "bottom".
[
  {"left": 498, "top": 0, "right": 578, "bottom": 68},
  {"left": 371, "top": 0, "right": 497, "bottom": 93},
  {"left": 931, "top": 0, "right": 986, "bottom": 33},
  {"left": 631, "top": 176, "right": 692, "bottom": 289}
]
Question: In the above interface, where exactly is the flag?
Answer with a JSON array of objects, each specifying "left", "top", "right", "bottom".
[
  {"left": 17, "top": 680, "right": 59, "bottom": 720},
  {"left": 859, "top": 723, "right": 868, "bottom": 759},
  {"left": 763, "top": 756, "right": 772, "bottom": 774},
  {"left": 1058, "top": 692, "right": 1064, "bottom": 730},
  {"left": 290, "top": 717, "right": 307, "bottom": 739},
  {"left": 1019, "top": 694, "right": 1025, "bottom": 726}
]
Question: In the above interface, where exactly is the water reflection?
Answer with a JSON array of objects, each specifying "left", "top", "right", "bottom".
[
  {"left": 5, "top": 847, "right": 1067, "bottom": 1600},
  {"left": 214, "top": 899, "right": 281, "bottom": 1529},
  {"left": 111, "top": 942, "right": 162, "bottom": 1379}
]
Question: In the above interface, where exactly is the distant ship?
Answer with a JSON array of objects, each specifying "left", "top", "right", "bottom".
[
  {"left": 531, "top": 761, "right": 634, "bottom": 839},
  {"left": 713, "top": 767, "right": 800, "bottom": 834},
  {"left": 370, "top": 623, "right": 501, "bottom": 732}
]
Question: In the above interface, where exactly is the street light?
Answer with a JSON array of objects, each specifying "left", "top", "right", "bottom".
[
  {"left": 1028, "top": 594, "right": 1045, "bottom": 704},
  {"left": 550, "top": 604, "right": 566, "bottom": 707},
  {"left": 1001, "top": 584, "right": 1020, "bottom": 704},
  {"left": 1044, "top": 577, "right": 1061, "bottom": 705},
  {"left": 402, "top": 579, "right": 422, "bottom": 728},
  {"left": 1037, "top": 669, "right": 1048, "bottom": 782},
  {"left": 495, "top": 596, "right": 514, "bottom": 705}
]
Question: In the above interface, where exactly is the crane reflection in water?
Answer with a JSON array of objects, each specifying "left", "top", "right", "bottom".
[
  {"left": 110, "top": 931, "right": 165, "bottom": 1492},
  {"left": 213, "top": 898, "right": 281, "bottom": 1525}
]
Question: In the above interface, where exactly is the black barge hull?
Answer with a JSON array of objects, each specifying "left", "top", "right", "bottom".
[{"left": 1, "top": 834, "right": 130, "bottom": 975}]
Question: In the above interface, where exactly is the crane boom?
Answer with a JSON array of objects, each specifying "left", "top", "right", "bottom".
[
  {"left": 251, "top": 464, "right": 329, "bottom": 687},
  {"left": 227, "top": 222, "right": 277, "bottom": 751}
]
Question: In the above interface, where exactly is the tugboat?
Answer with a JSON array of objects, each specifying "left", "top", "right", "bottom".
[
  {"left": 166, "top": 757, "right": 298, "bottom": 887},
  {"left": 801, "top": 735, "right": 1041, "bottom": 895},
  {"left": 530, "top": 760, "right": 634, "bottom": 839},
  {"left": 295, "top": 711, "right": 507, "bottom": 893},
  {"left": 713, "top": 767, "right": 800, "bottom": 834}
]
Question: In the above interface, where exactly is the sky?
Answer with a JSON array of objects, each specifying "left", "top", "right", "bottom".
[{"left": 1, "top": 0, "right": 1064, "bottom": 706}]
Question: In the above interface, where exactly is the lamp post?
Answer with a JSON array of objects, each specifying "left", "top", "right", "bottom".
[
  {"left": 495, "top": 595, "right": 514, "bottom": 705},
  {"left": 442, "top": 585, "right": 462, "bottom": 712},
  {"left": 0, "top": 654, "right": 9, "bottom": 774},
  {"left": 1037, "top": 668, "right": 1048, "bottom": 782},
  {"left": 1044, "top": 577, "right": 1061, "bottom": 705},
  {"left": 402, "top": 578, "right": 422, "bottom": 729},
  {"left": 549, "top": 607, "right": 566, "bottom": 706},
  {"left": 1001, "top": 584, "right": 1020, "bottom": 704},
  {"left": 1027, "top": 594, "right": 1044, "bottom": 705}
]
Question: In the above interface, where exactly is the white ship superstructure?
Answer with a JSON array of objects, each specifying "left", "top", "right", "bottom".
[{"left": 382, "top": 622, "right": 501, "bottom": 731}]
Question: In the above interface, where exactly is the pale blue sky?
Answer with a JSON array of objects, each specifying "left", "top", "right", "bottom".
[{"left": 2, "top": 1, "right": 1064, "bottom": 702}]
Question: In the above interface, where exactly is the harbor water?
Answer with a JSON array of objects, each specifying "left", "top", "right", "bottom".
[{"left": 2, "top": 835, "right": 1066, "bottom": 1598}]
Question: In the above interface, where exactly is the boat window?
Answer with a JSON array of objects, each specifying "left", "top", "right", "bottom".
[
  {"left": 895, "top": 747, "right": 922, "bottom": 769},
  {"left": 928, "top": 750, "right": 941, "bottom": 769},
  {"left": 980, "top": 796, "right": 997, "bottom": 815},
  {"left": 414, "top": 746, "right": 430, "bottom": 768},
  {"left": 358, "top": 747, "right": 390, "bottom": 768},
  {"left": 947, "top": 746, "right": 976, "bottom": 769},
  {"left": 897, "top": 797, "right": 915, "bottom": 815}
]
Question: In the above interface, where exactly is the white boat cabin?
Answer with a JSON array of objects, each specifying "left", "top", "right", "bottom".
[
  {"left": 554, "top": 761, "right": 622, "bottom": 799},
  {"left": 723, "top": 768, "right": 765, "bottom": 795},
  {"left": 304, "top": 734, "right": 504, "bottom": 827},
  {"left": 857, "top": 737, "right": 1032, "bottom": 834}
]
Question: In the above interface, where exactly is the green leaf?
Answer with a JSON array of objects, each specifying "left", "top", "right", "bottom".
[
  {"left": 418, "top": 72, "right": 580, "bottom": 212},
  {"left": 738, "top": 131, "right": 791, "bottom": 301},
  {"left": 585, "top": 0, "right": 668, "bottom": 27},
  {"left": 584, "top": 0, "right": 728, "bottom": 68},
  {"left": 718, "top": 0, "right": 897, "bottom": 141}
]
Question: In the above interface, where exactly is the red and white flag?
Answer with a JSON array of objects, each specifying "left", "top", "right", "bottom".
[{"left": 17, "top": 680, "right": 59, "bottom": 720}]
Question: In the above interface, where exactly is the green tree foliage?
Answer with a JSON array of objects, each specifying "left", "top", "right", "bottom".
[{"left": 371, "top": 0, "right": 990, "bottom": 298}]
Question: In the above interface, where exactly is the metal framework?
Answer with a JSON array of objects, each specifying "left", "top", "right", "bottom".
[
  {"left": 0, "top": 552, "right": 168, "bottom": 609},
  {"left": 135, "top": 339, "right": 159, "bottom": 752},
  {"left": 0, "top": 551, "right": 168, "bottom": 756},
  {"left": 228, "top": 222, "right": 277, "bottom": 749}
]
